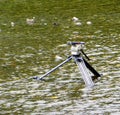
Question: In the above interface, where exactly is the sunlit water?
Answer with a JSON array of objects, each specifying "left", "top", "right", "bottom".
[{"left": 0, "top": 0, "right": 120, "bottom": 114}]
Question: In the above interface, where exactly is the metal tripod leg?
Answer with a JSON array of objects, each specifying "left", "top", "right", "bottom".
[
  {"left": 73, "top": 56, "right": 94, "bottom": 87},
  {"left": 83, "top": 58, "right": 101, "bottom": 80},
  {"left": 33, "top": 56, "right": 72, "bottom": 80}
]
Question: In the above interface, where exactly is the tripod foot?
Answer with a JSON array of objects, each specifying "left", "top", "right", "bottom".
[
  {"left": 91, "top": 74, "right": 102, "bottom": 81},
  {"left": 33, "top": 76, "right": 46, "bottom": 81}
]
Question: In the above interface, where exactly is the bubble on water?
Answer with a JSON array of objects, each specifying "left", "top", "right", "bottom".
[
  {"left": 74, "top": 22, "right": 82, "bottom": 26},
  {"left": 55, "top": 55, "right": 63, "bottom": 62},
  {"left": 11, "top": 22, "right": 15, "bottom": 27},
  {"left": 72, "top": 17, "right": 79, "bottom": 22},
  {"left": 26, "top": 17, "right": 35, "bottom": 25},
  {"left": 86, "top": 21, "right": 92, "bottom": 25}
]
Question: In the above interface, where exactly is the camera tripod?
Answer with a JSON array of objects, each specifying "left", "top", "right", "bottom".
[{"left": 33, "top": 42, "right": 101, "bottom": 87}]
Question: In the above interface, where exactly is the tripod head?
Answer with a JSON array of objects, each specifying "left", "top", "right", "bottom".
[
  {"left": 67, "top": 41, "right": 90, "bottom": 60},
  {"left": 67, "top": 41, "right": 85, "bottom": 46},
  {"left": 67, "top": 41, "right": 85, "bottom": 55}
]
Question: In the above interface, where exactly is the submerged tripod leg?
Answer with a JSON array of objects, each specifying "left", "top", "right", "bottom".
[
  {"left": 83, "top": 58, "right": 101, "bottom": 80},
  {"left": 74, "top": 57, "right": 94, "bottom": 87},
  {"left": 33, "top": 56, "right": 72, "bottom": 80}
]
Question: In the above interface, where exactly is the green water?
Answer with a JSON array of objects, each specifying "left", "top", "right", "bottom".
[{"left": 0, "top": 0, "right": 120, "bottom": 114}]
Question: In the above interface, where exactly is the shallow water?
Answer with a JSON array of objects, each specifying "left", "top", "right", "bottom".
[{"left": 0, "top": 0, "right": 120, "bottom": 114}]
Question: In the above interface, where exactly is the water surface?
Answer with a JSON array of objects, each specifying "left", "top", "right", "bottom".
[{"left": 0, "top": 0, "right": 120, "bottom": 114}]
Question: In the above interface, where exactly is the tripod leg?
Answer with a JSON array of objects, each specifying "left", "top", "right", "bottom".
[
  {"left": 83, "top": 58, "right": 101, "bottom": 80},
  {"left": 33, "top": 56, "right": 72, "bottom": 80},
  {"left": 74, "top": 57, "right": 94, "bottom": 87}
]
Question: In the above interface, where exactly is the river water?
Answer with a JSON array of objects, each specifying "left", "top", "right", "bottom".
[{"left": 0, "top": 0, "right": 120, "bottom": 114}]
